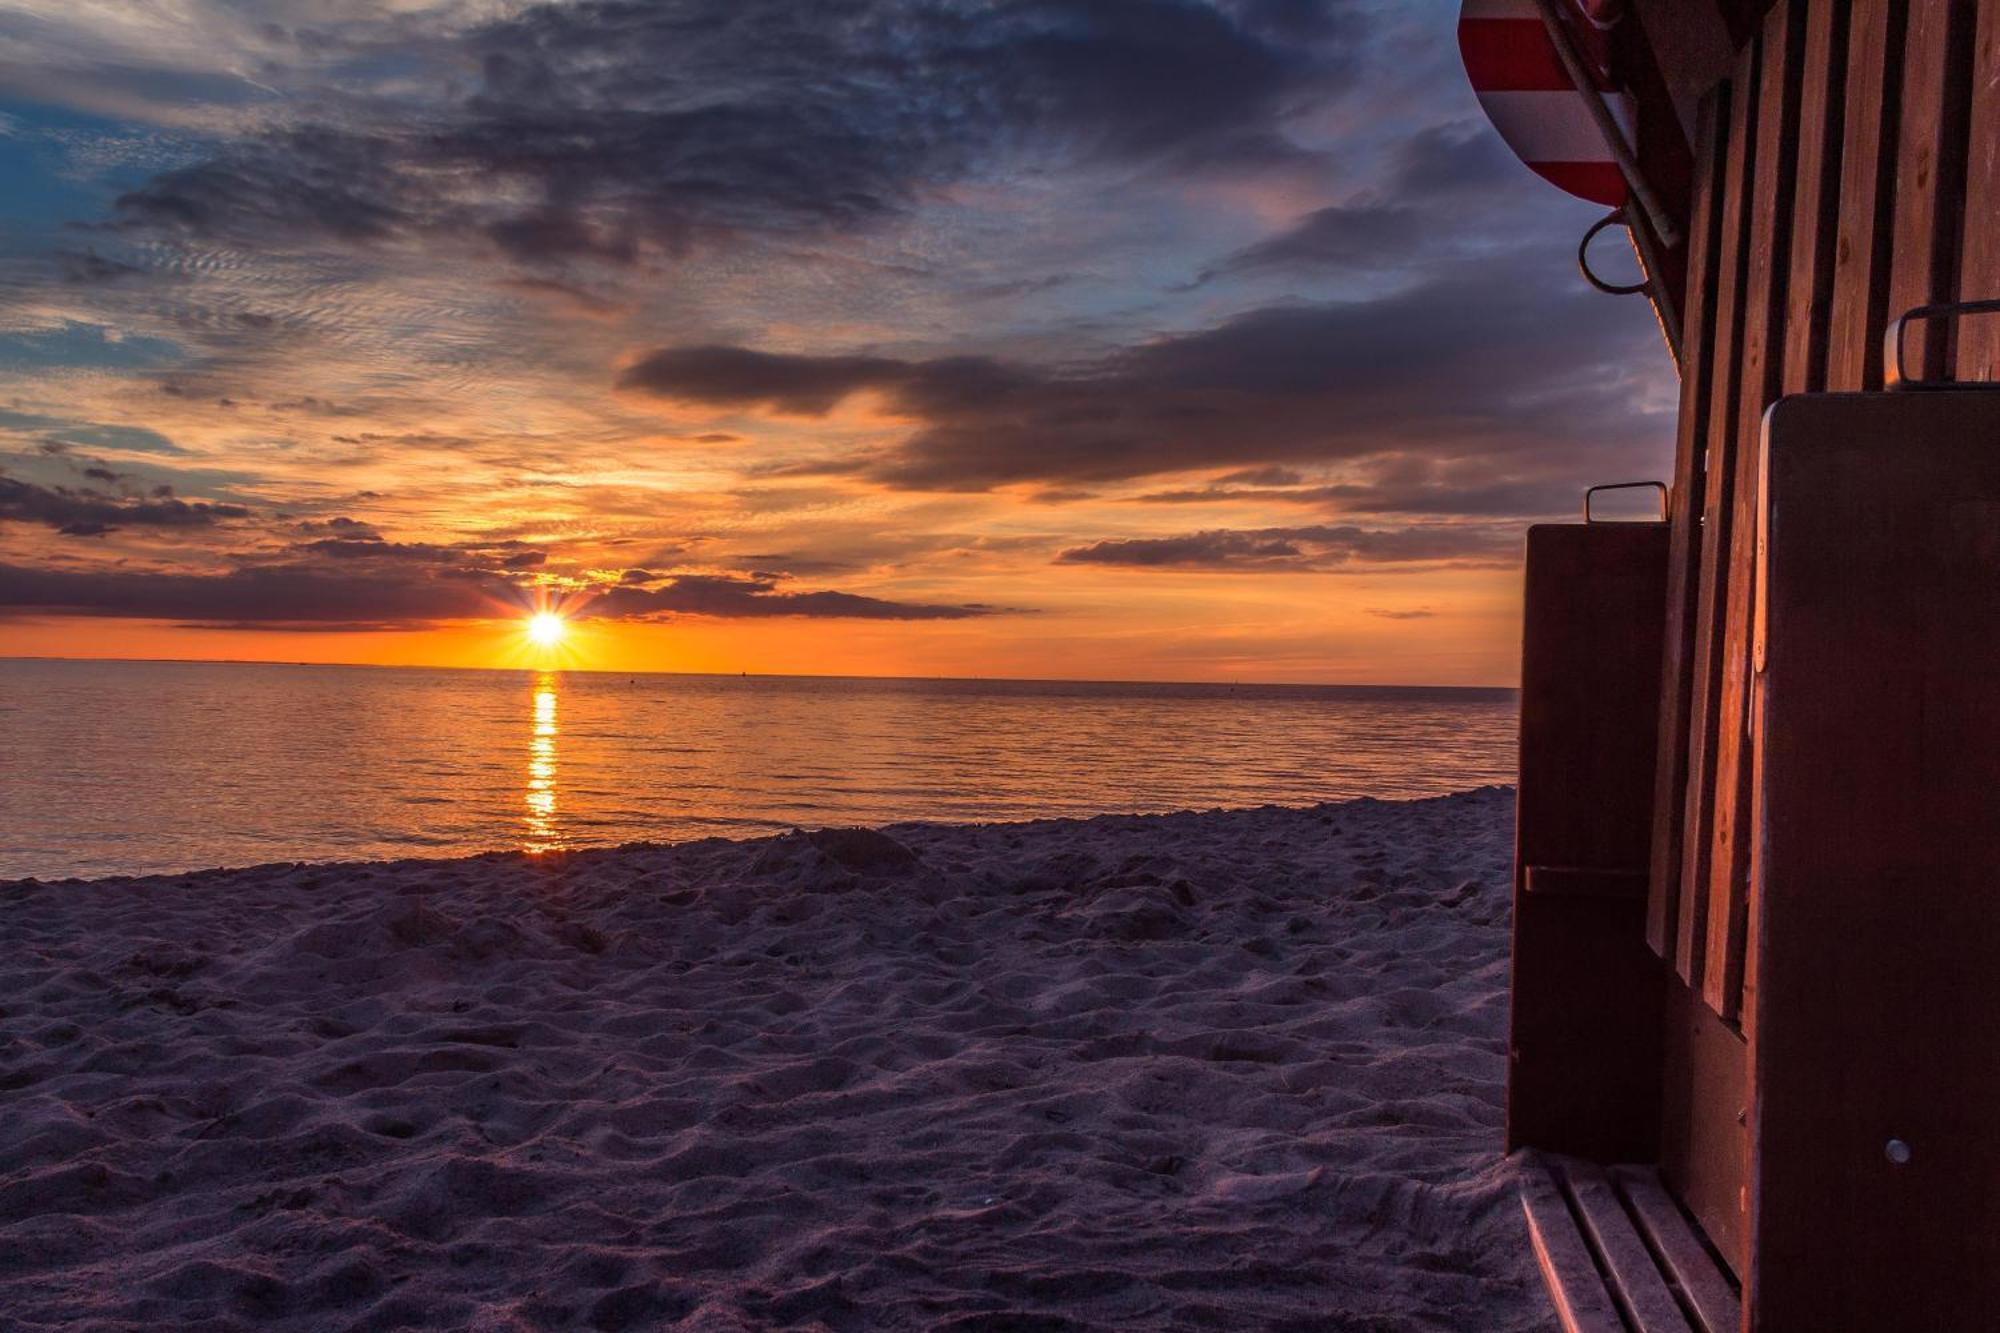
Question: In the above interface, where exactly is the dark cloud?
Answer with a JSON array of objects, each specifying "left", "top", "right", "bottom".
[
  {"left": 294, "top": 516, "right": 383, "bottom": 540},
  {"left": 1387, "top": 120, "right": 1522, "bottom": 200},
  {"left": 0, "top": 561, "right": 510, "bottom": 625},
  {"left": 1054, "top": 523, "right": 1514, "bottom": 572},
  {"left": 0, "top": 559, "right": 1002, "bottom": 623},
  {"left": 1199, "top": 202, "right": 1425, "bottom": 281},
  {"left": 589, "top": 573, "right": 997, "bottom": 620},
  {"left": 622, "top": 346, "right": 908, "bottom": 415},
  {"left": 0, "top": 477, "right": 252, "bottom": 537},
  {"left": 290, "top": 537, "right": 459, "bottom": 562},
  {"left": 1133, "top": 472, "right": 1577, "bottom": 518},
  {"left": 1214, "top": 466, "right": 1303, "bottom": 486},
  {"left": 0, "top": 409, "right": 184, "bottom": 456},
  {"left": 109, "top": 1, "right": 1367, "bottom": 265},
  {"left": 624, "top": 257, "right": 1671, "bottom": 492},
  {"left": 1191, "top": 123, "right": 1536, "bottom": 284},
  {"left": 116, "top": 127, "right": 409, "bottom": 246},
  {"left": 56, "top": 249, "right": 147, "bottom": 284},
  {"left": 1367, "top": 607, "right": 1437, "bottom": 620},
  {"left": 273, "top": 535, "right": 553, "bottom": 576}
]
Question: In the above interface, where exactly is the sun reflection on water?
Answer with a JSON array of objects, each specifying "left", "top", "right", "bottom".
[{"left": 524, "top": 673, "right": 562, "bottom": 853}]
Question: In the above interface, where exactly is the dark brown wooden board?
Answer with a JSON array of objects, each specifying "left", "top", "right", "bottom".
[
  {"left": 1956, "top": 0, "right": 2000, "bottom": 381},
  {"left": 1632, "top": 0, "right": 1746, "bottom": 125},
  {"left": 1521, "top": 1166, "right": 1627, "bottom": 1333},
  {"left": 1675, "top": 40, "right": 1762, "bottom": 991},
  {"left": 1647, "top": 91, "right": 1731, "bottom": 965},
  {"left": 1885, "top": 0, "right": 1977, "bottom": 382},
  {"left": 1704, "top": 0, "right": 1803, "bottom": 1022},
  {"left": 1825, "top": 0, "right": 1907, "bottom": 391},
  {"left": 1750, "top": 391, "right": 2000, "bottom": 1330},
  {"left": 1565, "top": 1163, "right": 1695, "bottom": 1332},
  {"left": 1655, "top": 975, "right": 1750, "bottom": 1281},
  {"left": 1519, "top": 1156, "right": 1741, "bottom": 1333},
  {"left": 1614, "top": 1166, "right": 1743, "bottom": 1333},
  {"left": 1780, "top": 0, "right": 1850, "bottom": 397},
  {"left": 1510, "top": 523, "right": 1670, "bottom": 1164}
]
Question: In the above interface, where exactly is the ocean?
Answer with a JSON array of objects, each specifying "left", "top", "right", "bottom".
[{"left": 0, "top": 658, "right": 1518, "bottom": 880}]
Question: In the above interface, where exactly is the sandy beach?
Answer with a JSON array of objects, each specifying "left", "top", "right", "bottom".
[{"left": 0, "top": 788, "right": 1550, "bottom": 1331}]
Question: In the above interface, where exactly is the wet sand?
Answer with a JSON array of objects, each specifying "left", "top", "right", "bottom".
[{"left": 0, "top": 788, "right": 1550, "bottom": 1330}]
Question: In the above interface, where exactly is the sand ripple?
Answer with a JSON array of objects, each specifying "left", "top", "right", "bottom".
[{"left": 0, "top": 788, "right": 1550, "bottom": 1330}]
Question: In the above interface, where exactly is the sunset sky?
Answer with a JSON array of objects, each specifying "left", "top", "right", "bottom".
[{"left": 0, "top": 0, "right": 1676, "bottom": 684}]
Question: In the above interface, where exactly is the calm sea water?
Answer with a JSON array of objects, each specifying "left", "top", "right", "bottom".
[{"left": 0, "top": 659, "right": 1518, "bottom": 881}]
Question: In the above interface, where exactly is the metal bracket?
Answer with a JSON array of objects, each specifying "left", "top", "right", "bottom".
[
  {"left": 1585, "top": 480, "right": 1669, "bottom": 523},
  {"left": 1884, "top": 299, "right": 2000, "bottom": 389}
]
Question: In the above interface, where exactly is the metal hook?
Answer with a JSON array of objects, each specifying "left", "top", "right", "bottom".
[{"left": 1579, "top": 211, "right": 1651, "bottom": 297}]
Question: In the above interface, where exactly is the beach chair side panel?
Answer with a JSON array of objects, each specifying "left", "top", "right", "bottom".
[
  {"left": 1751, "top": 391, "right": 2000, "bottom": 1331},
  {"left": 1509, "top": 523, "right": 1671, "bottom": 1164}
]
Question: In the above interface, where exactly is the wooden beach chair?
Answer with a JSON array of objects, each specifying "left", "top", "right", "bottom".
[{"left": 1495, "top": 2, "right": 2000, "bottom": 1328}]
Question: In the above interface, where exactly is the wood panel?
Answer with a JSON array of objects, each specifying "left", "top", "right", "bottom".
[
  {"left": 1779, "top": 0, "right": 1851, "bottom": 397},
  {"left": 1825, "top": 0, "right": 1908, "bottom": 391},
  {"left": 1956, "top": 0, "right": 2000, "bottom": 379},
  {"left": 1702, "top": 0, "right": 1803, "bottom": 1022},
  {"left": 1646, "top": 93, "right": 1730, "bottom": 963},
  {"left": 1657, "top": 975, "right": 1750, "bottom": 1279},
  {"left": 1510, "top": 523, "right": 1670, "bottom": 1164},
  {"left": 1673, "top": 38, "right": 1760, "bottom": 990},
  {"left": 1750, "top": 391, "right": 2000, "bottom": 1330},
  {"left": 1885, "top": 0, "right": 1979, "bottom": 381}
]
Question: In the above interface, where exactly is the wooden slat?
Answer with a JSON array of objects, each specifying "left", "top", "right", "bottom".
[
  {"left": 1954, "top": 0, "right": 2000, "bottom": 380},
  {"left": 1737, "top": 4, "right": 1848, "bottom": 1033},
  {"left": 1525, "top": 865, "right": 1649, "bottom": 899},
  {"left": 1646, "top": 92, "right": 1730, "bottom": 965},
  {"left": 1780, "top": 0, "right": 1850, "bottom": 397},
  {"left": 1565, "top": 1164, "right": 1695, "bottom": 1332},
  {"left": 1674, "top": 40, "right": 1761, "bottom": 990},
  {"left": 1825, "top": 0, "right": 1908, "bottom": 391},
  {"left": 1702, "top": 0, "right": 1804, "bottom": 1022},
  {"left": 1614, "top": 1166, "right": 1742, "bottom": 1333},
  {"left": 1884, "top": 0, "right": 1978, "bottom": 383},
  {"left": 1520, "top": 1165, "right": 1626, "bottom": 1333}
]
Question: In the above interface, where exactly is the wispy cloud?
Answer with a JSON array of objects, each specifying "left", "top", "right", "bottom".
[
  {"left": 0, "top": 0, "right": 1675, "bottom": 678},
  {"left": 1054, "top": 522, "right": 1515, "bottom": 572}
]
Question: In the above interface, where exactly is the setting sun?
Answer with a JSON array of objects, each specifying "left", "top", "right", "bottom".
[{"left": 526, "top": 612, "right": 567, "bottom": 648}]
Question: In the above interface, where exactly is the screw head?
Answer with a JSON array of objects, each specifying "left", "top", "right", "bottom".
[{"left": 1886, "top": 1139, "right": 1912, "bottom": 1165}]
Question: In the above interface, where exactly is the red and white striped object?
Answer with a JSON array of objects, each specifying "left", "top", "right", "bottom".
[{"left": 1459, "top": 0, "right": 1632, "bottom": 207}]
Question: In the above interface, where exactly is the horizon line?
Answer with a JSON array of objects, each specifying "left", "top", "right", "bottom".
[{"left": 0, "top": 654, "right": 1520, "bottom": 694}]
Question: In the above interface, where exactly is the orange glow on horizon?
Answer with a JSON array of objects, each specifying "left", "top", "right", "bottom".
[{"left": 0, "top": 567, "right": 1528, "bottom": 689}]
